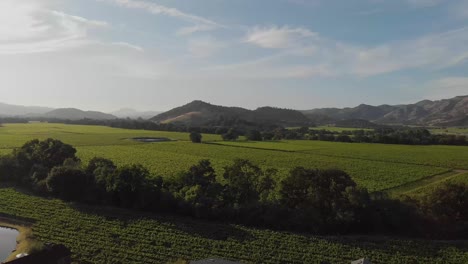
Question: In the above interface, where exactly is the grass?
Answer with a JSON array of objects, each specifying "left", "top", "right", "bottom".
[
  {"left": 401, "top": 171, "right": 468, "bottom": 197},
  {"left": 1, "top": 123, "right": 463, "bottom": 192},
  {"left": 0, "top": 188, "right": 466, "bottom": 264},
  {"left": 0, "top": 123, "right": 222, "bottom": 150},
  {"left": 1, "top": 123, "right": 467, "bottom": 263},
  {"left": 429, "top": 127, "right": 468, "bottom": 136},
  {"left": 213, "top": 140, "right": 468, "bottom": 170}
]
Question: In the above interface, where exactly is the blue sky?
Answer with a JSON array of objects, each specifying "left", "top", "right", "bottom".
[{"left": 0, "top": 0, "right": 467, "bottom": 111}]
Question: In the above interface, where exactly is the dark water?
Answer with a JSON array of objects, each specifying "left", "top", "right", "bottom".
[
  {"left": 0, "top": 227, "right": 17, "bottom": 261},
  {"left": 133, "top": 137, "right": 172, "bottom": 142}
]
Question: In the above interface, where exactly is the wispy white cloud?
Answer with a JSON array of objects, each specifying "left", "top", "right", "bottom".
[
  {"left": 352, "top": 27, "right": 468, "bottom": 76},
  {"left": 100, "top": 0, "right": 221, "bottom": 35},
  {"left": 0, "top": 0, "right": 108, "bottom": 54},
  {"left": 242, "top": 23, "right": 468, "bottom": 78},
  {"left": 245, "top": 26, "right": 316, "bottom": 49}
]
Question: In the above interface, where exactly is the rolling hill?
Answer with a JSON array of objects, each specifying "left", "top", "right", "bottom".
[
  {"left": 44, "top": 108, "right": 117, "bottom": 120},
  {"left": 0, "top": 102, "right": 53, "bottom": 117},
  {"left": 111, "top": 108, "right": 162, "bottom": 119},
  {"left": 302, "top": 95, "right": 468, "bottom": 126},
  {"left": 151, "top": 100, "right": 311, "bottom": 127}
]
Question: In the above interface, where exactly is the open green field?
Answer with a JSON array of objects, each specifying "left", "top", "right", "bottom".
[
  {"left": 1, "top": 123, "right": 467, "bottom": 192},
  {"left": 1, "top": 123, "right": 467, "bottom": 263},
  {"left": 0, "top": 187, "right": 466, "bottom": 264},
  {"left": 288, "top": 126, "right": 373, "bottom": 132},
  {"left": 429, "top": 127, "right": 468, "bottom": 136}
]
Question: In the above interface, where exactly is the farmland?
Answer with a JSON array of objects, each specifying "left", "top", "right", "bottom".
[
  {"left": 0, "top": 188, "right": 466, "bottom": 264},
  {"left": 0, "top": 123, "right": 467, "bottom": 263},
  {"left": 1, "top": 123, "right": 466, "bottom": 192},
  {"left": 430, "top": 127, "right": 468, "bottom": 136}
]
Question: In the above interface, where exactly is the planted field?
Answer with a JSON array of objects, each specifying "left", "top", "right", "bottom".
[
  {"left": 0, "top": 188, "right": 466, "bottom": 264},
  {"left": 401, "top": 171, "right": 468, "bottom": 197},
  {"left": 0, "top": 123, "right": 221, "bottom": 149},
  {"left": 77, "top": 143, "right": 448, "bottom": 192},
  {"left": 430, "top": 127, "right": 468, "bottom": 136},
  {"left": 214, "top": 141, "right": 468, "bottom": 170},
  {"left": 0, "top": 123, "right": 462, "bottom": 192}
]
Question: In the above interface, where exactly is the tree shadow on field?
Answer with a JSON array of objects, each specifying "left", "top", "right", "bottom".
[{"left": 70, "top": 203, "right": 254, "bottom": 242}]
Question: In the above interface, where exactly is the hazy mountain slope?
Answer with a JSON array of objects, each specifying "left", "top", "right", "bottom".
[
  {"left": 111, "top": 108, "right": 162, "bottom": 119},
  {"left": 303, "top": 95, "right": 467, "bottom": 126},
  {"left": 151, "top": 100, "right": 250, "bottom": 125},
  {"left": 0, "top": 102, "right": 53, "bottom": 116},
  {"left": 45, "top": 108, "right": 117, "bottom": 120}
]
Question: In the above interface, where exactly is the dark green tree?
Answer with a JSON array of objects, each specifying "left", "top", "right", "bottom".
[
  {"left": 107, "top": 164, "right": 149, "bottom": 208},
  {"left": 222, "top": 159, "right": 276, "bottom": 207},
  {"left": 222, "top": 128, "right": 239, "bottom": 141},
  {"left": 169, "top": 160, "right": 222, "bottom": 215},
  {"left": 190, "top": 132, "right": 202, "bottom": 143},
  {"left": 15, "top": 138, "right": 78, "bottom": 170},
  {"left": 246, "top": 130, "right": 262, "bottom": 141},
  {"left": 46, "top": 166, "right": 88, "bottom": 201}
]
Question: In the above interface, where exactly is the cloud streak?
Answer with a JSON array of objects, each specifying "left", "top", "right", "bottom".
[
  {"left": 245, "top": 26, "right": 316, "bottom": 49},
  {"left": 0, "top": 0, "right": 108, "bottom": 54},
  {"left": 241, "top": 24, "right": 468, "bottom": 78},
  {"left": 100, "top": 0, "right": 221, "bottom": 34}
]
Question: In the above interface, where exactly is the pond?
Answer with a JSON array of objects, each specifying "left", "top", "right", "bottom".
[
  {"left": 132, "top": 137, "right": 173, "bottom": 143},
  {"left": 0, "top": 227, "right": 17, "bottom": 261}
]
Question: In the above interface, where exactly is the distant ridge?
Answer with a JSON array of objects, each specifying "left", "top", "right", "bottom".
[
  {"left": 0, "top": 102, "right": 53, "bottom": 117},
  {"left": 151, "top": 100, "right": 311, "bottom": 127},
  {"left": 44, "top": 108, "right": 117, "bottom": 120},
  {"left": 1, "top": 95, "right": 466, "bottom": 125},
  {"left": 111, "top": 108, "right": 161, "bottom": 119},
  {"left": 302, "top": 95, "right": 468, "bottom": 126}
]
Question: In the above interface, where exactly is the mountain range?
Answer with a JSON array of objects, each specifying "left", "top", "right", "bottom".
[
  {"left": 44, "top": 108, "right": 117, "bottom": 120},
  {"left": 0, "top": 95, "right": 466, "bottom": 126},
  {"left": 302, "top": 95, "right": 468, "bottom": 126},
  {"left": 0, "top": 102, "right": 53, "bottom": 117}
]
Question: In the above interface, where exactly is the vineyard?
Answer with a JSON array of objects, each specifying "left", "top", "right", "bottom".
[
  {"left": 0, "top": 188, "right": 466, "bottom": 264},
  {"left": 0, "top": 123, "right": 465, "bottom": 192},
  {"left": 0, "top": 123, "right": 467, "bottom": 263}
]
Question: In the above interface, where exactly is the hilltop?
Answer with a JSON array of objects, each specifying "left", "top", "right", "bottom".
[
  {"left": 44, "top": 108, "right": 117, "bottom": 120},
  {"left": 151, "top": 100, "right": 311, "bottom": 127}
]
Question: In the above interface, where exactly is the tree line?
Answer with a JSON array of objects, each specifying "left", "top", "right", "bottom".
[
  {"left": 1, "top": 117, "right": 466, "bottom": 146},
  {"left": 247, "top": 127, "right": 468, "bottom": 146},
  {"left": 0, "top": 139, "right": 466, "bottom": 238}
]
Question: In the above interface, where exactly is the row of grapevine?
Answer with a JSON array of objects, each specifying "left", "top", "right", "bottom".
[{"left": 0, "top": 188, "right": 466, "bottom": 264}]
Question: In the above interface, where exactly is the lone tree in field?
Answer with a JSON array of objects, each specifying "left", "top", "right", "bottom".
[{"left": 190, "top": 132, "right": 202, "bottom": 143}]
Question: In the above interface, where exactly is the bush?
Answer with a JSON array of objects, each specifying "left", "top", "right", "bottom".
[{"left": 189, "top": 132, "right": 202, "bottom": 143}]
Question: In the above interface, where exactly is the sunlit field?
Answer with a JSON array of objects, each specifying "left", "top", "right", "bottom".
[{"left": 1, "top": 123, "right": 466, "bottom": 192}]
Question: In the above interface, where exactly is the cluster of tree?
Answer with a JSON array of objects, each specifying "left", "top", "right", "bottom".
[
  {"left": 0, "top": 139, "right": 466, "bottom": 238},
  {"left": 249, "top": 127, "right": 468, "bottom": 146},
  {"left": 0, "top": 117, "right": 29, "bottom": 124}
]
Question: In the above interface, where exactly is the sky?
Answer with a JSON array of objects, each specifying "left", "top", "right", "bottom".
[{"left": 0, "top": 0, "right": 468, "bottom": 112}]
